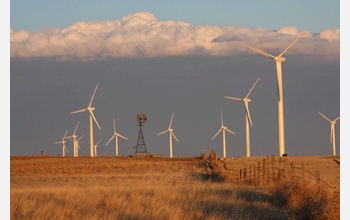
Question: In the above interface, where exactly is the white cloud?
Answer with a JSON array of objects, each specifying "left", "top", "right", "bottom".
[{"left": 10, "top": 11, "right": 340, "bottom": 61}]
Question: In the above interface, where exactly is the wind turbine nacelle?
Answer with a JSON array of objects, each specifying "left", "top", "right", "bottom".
[
  {"left": 89, "top": 107, "right": 96, "bottom": 111},
  {"left": 274, "top": 57, "right": 286, "bottom": 62},
  {"left": 244, "top": 98, "right": 252, "bottom": 102}
]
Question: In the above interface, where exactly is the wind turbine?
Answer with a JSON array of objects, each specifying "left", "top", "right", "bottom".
[
  {"left": 67, "top": 121, "right": 80, "bottom": 157},
  {"left": 211, "top": 109, "right": 236, "bottom": 158},
  {"left": 157, "top": 112, "right": 179, "bottom": 158},
  {"left": 246, "top": 30, "right": 307, "bottom": 156},
  {"left": 225, "top": 78, "right": 260, "bottom": 157},
  {"left": 54, "top": 130, "right": 69, "bottom": 157},
  {"left": 94, "top": 139, "right": 102, "bottom": 157},
  {"left": 71, "top": 84, "right": 101, "bottom": 157},
  {"left": 105, "top": 118, "right": 128, "bottom": 157},
  {"left": 318, "top": 112, "right": 340, "bottom": 156}
]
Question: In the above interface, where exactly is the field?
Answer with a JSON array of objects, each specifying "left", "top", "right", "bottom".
[{"left": 10, "top": 154, "right": 340, "bottom": 219}]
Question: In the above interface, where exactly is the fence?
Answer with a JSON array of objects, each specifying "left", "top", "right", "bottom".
[{"left": 203, "top": 150, "right": 337, "bottom": 191}]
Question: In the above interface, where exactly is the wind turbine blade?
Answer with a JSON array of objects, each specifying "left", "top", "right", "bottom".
[
  {"left": 73, "top": 121, "right": 80, "bottom": 135},
  {"left": 245, "top": 78, "right": 260, "bottom": 99},
  {"left": 334, "top": 117, "right": 340, "bottom": 122},
  {"left": 221, "top": 109, "right": 223, "bottom": 127},
  {"left": 63, "top": 130, "right": 68, "bottom": 139},
  {"left": 117, "top": 134, "right": 128, "bottom": 140},
  {"left": 318, "top": 112, "right": 331, "bottom": 122},
  {"left": 212, "top": 129, "right": 222, "bottom": 140},
  {"left": 105, "top": 135, "right": 115, "bottom": 146},
  {"left": 246, "top": 45, "right": 275, "bottom": 59},
  {"left": 89, "top": 84, "right": 98, "bottom": 108},
  {"left": 225, "top": 128, "right": 236, "bottom": 135},
  {"left": 96, "top": 139, "right": 102, "bottom": 145},
  {"left": 113, "top": 118, "right": 116, "bottom": 133},
  {"left": 170, "top": 131, "right": 179, "bottom": 142},
  {"left": 71, "top": 108, "right": 87, "bottom": 114},
  {"left": 225, "top": 96, "right": 243, "bottom": 101},
  {"left": 64, "top": 144, "right": 68, "bottom": 152},
  {"left": 244, "top": 102, "right": 253, "bottom": 126},
  {"left": 169, "top": 112, "right": 174, "bottom": 129},
  {"left": 89, "top": 110, "right": 101, "bottom": 130},
  {"left": 277, "top": 30, "right": 307, "bottom": 58},
  {"left": 157, "top": 130, "right": 168, "bottom": 136},
  {"left": 78, "top": 135, "right": 84, "bottom": 141},
  {"left": 54, "top": 141, "right": 62, "bottom": 144}
]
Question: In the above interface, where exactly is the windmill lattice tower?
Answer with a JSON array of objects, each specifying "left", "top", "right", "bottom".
[{"left": 134, "top": 113, "right": 149, "bottom": 157}]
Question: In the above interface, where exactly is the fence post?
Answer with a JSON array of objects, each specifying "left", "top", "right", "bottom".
[
  {"left": 267, "top": 154, "right": 270, "bottom": 184},
  {"left": 253, "top": 164, "right": 256, "bottom": 185},
  {"left": 284, "top": 158, "right": 287, "bottom": 183},
  {"left": 291, "top": 162, "right": 294, "bottom": 182},
  {"left": 244, "top": 168, "right": 247, "bottom": 184},
  {"left": 262, "top": 159, "right": 266, "bottom": 185},
  {"left": 271, "top": 155, "right": 275, "bottom": 182},
  {"left": 257, "top": 162, "right": 261, "bottom": 185},
  {"left": 302, "top": 162, "right": 306, "bottom": 183},
  {"left": 250, "top": 165, "right": 252, "bottom": 185},
  {"left": 316, "top": 170, "right": 320, "bottom": 185}
]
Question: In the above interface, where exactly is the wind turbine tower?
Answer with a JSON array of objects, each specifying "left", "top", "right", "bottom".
[
  {"left": 318, "top": 112, "right": 340, "bottom": 156},
  {"left": 106, "top": 118, "right": 128, "bottom": 156},
  {"left": 71, "top": 84, "right": 101, "bottom": 157},
  {"left": 157, "top": 112, "right": 179, "bottom": 158},
  {"left": 212, "top": 109, "right": 236, "bottom": 158},
  {"left": 246, "top": 30, "right": 307, "bottom": 156},
  {"left": 54, "top": 130, "right": 69, "bottom": 157},
  {"left": 225, "top": 78, "right": 259, "bottom": 157},
  {"left": 94, "top": 139, "right": 102, "bottom": 157}
]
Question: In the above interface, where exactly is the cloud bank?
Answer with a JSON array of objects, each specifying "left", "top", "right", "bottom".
[{"left": 10, "top": 11, "right": 340, "bottom": 61}]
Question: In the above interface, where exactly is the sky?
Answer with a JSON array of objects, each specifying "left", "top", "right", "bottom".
[{"left": 9, "top": 1, "right": 343, "bottom": 159}]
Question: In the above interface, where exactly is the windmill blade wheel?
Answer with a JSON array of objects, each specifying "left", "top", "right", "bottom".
[{"left": 137, "top": 113, "right": 147, "bottom": 124}]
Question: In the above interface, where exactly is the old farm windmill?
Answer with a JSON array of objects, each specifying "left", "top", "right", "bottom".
[{"left": 134, "top": 113, "right": 149, "bottom": 157}]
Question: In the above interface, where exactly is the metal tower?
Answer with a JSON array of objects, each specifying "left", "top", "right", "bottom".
[{"left": 134, "top": 113, "right": 149, "bottom": 157}]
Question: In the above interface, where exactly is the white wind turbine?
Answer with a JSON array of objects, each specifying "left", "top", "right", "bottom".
[
  {"left": 225, "top": 78, "right": 260, "bottom": 157},
  {"left": 71, "top": 84, "right": 101, "bottom": 157},
  {"left": 318, "top": 112, "right": 340, "bottom": 156},
  {"left": 94, "top": 139, "right": 102, "bottom": 157},
  {"left": 67, "top": 121, "right": 81, "bottom": 157},
  {"left": 246, "top": 30, "right": 307, "bottom": 156},
  {"left": 54, "top": 130, "right": 69, "bottom": 157},
  {"left": 212, "top": 109, "right": 236, "bottom": 158},
  {"left": 105, "top": 118, "right": 128, "bottom": 157},
  {"left": 157, "top": 112, "right": 179, "bottom": 158}
]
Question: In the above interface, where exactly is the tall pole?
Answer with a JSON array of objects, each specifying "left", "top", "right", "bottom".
[
  {"left": 245, "top": 112, "right": 250, "bottom": 157},
  {"left": 276, "top": 61, "right": 285, "bottom": 156},
  {"left": 90, "top": 115, "right": 94, "bottom": 157},
  {"left": 332, "top": 124, "right": 336, "bottom": 156},
  {"left": 170, "top": 132, "right": 173, "bottom": 158},
  {"left": 116, "top": 136, "right": 119, "bottom": 157},
  {"left": 223, "top": 129, "right": 226, "bottom": 158}
]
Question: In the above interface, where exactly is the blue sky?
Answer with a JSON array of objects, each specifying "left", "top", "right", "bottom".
[{"left": 11, "top": 0, "right": 339, "bottom": 33}]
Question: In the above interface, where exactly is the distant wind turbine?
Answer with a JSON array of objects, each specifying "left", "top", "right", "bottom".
[
  {"left": 212, "top": 109, "right": 236, "bottom": 158},
  {"left": 71, "top": 84, "right": 101, "bottom": 157},
  {"left": 246, "top": 30, "right": 307, "bottom": 156},
  {"left": 54, "top": 130, "right": 69, "bottom": 157},
  {"left": 157, "top": 112, "right": 179, "bottom": 158},
  {"left": 67, "top": 122, "right": 80, "bottom": 157},
  {"left": 105, "top": 118, "right": 128, "bottom": 156},
  {"left": 318, "top": 112, "right": 340, "bottom": 156},
  {"left": 94, "top": 139, "right": 102, "bottom": 157},
  {"left": 225, "top": 78, "right": 260, "bottom": 157}
]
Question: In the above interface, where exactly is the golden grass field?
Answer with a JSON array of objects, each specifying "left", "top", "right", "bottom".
[{"left": 10, "top": 154, "right": 340, "bottom": 219}]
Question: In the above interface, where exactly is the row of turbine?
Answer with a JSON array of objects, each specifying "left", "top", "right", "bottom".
[{"left": 55, "top": 29, "right": 339, "bottom": 158}]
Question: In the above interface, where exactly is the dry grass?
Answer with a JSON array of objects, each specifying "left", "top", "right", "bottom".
[{"left": 10, "top": 155, "right": 339, "bottom": 219}]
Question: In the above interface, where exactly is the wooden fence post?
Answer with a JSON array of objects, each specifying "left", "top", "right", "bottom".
[
  {"left": 250, "top": 165, "right": 252, "bottom": 185},
  {"left": 271, "top": 155, "right": 275, "bottom": 182},
  {"left": 244, "top": 168, "right": 247, "bottom": 184},
  {"left": 262, "top": 159, "right": 266, "bottom": 185},
  {"left": 284, "top": 158, "right": 287, "bottom": 183},
  {"left": 267, "top": 154, "right": 270, "bottom": 184},
  {"left": 302, "top": 162, "right": 306, "bottom": 183},
  {"left": 253, "top": 164, "right": 256, "bottom": 185},
  {"left": 257, "top": 162, "right": 261, "bottom": 185}
]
